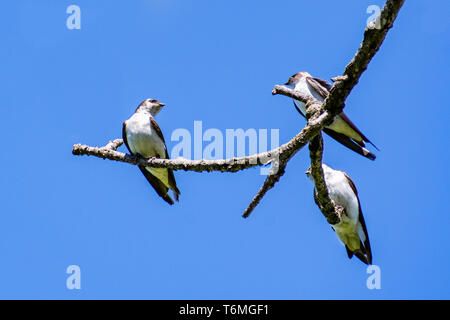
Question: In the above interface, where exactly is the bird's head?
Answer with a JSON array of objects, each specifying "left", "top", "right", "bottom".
[
  {"left": 305, "top": 166, "right": 314, "bottom": 183},
  {"left": 305, "top": 167, "right": 312, "bottom": 177},
  {"left": 284, "top": 71, "right": 311, "bottom": 87},
  {"left": 305, "top": 164, "right": 332, "bottom": 180},
  {"left": 136, "top": 99, "right": 166, "bottom": 116}
]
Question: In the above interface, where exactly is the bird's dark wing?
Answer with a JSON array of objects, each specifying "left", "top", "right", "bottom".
[
  {"left": 293, "top": 103, "right": 377, "bottom": 160},
  {"left": 307, "top": 77, "right": 379, "bottom": 151},
  {"left": 313, "top": 77, "right": 333, "bottom": 91},
  {"left": 356, "top": 213, "right": 373, "bottom": 265},
  {"left": 343, "top": 173, "right": 373, "bottom": 265},
  {"left": 306, "top": 77, "right": 330, "bottom": 99},
  {"left": 296, "top": 77, "right": 378, "bottom": 159},
  {"left": 150, "top": 117, "right": 181, "bottom": 201},
  {"left": 353, "top": 250, "right": 370, "bottom": 265},
  {"left": 122, "top": 121, "right": 132, "bottom": 153},
  {"left": 345, "top": 246, "right": 354, "bottom": 259},
  {"left": 338, "top": 112, "right": 378, "bottom": 150},
  {"left": 343, "top": 172, "right": 359, "bottom": 196},
  {"left": 167, "top": 165, "right": 180, "bottom": 201},
  {"left": 138, "top": 166, "right": 174, "bottom": 205},
  {"left": 150, "top": 117, "right": 166, "bottom": 144},
  {"left": 323, "top": 128, "right": 376, "bottom": 161},
  {"left": 346, "top": 244, "right": 370, "bottom": 265}
]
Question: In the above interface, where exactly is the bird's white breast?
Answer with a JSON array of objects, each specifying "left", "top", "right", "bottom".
[
  {"left": 322, "top": 168, "right": 365, "bottom": 250},
  {"left": 125, "top": 112, "right": 166, "bottom": 159},
  {"left": 325, "top": 170, "right": 359, "bottom": 223},
  {"left": 125, "top": 112, "right": 171, "bottom": 188},
  {"left": 293, "top": 78, "right": 325, "bottom": 117}
]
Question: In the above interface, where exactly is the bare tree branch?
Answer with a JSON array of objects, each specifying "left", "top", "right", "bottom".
[
  {"left": 242, "top": 161, "right": 287, "bottom": 219},
  {"left": 241, "top": 98, "right": 324, "bottom": 218},
  {"left": 73, "top": 142, "right": 276, "bottom": 173},
  {"left": 72, "top": 0, "right": 404, "bottom": 219},
  {"left": 72, "top": 92, "right": 325, "bottom": 175},
  {"left": 320, "top": 0, "right": 405, "bottom": 118},
  {"left": 308, "top": 134, "right": 341, "bottom": 225},
  {"left": 272, "top": 85, "right": 314, "bottom": 103},
  {"left": 104, "top": 139, "right": 123, "bottom": 151},
  {"left": 261, "top": 0, "right": 404, "bottom": 220}
]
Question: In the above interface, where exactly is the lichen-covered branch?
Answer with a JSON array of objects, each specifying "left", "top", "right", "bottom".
[
  {"left": 72, "top": 90, "right": 327, "bottom": 175},
  {"left": 104, "top": 139, "right": 124, "bottom": 151},
  {"left": 73, "top": 141, "right": 277, "bottom": 173},
  {"left": 242, "top": 161, "right": 287, "bottom": 219},
  {"left": 72, "top": 0, "right": 404, "bottom": 219},
  {"left": 265, "top": 0, "right": 404, "bottom": 221},
  {"left": 308, "top": 134, "right": 340, "bottom": 225},
  {"left": 239, "top": 98, "right": 325, "bottom": 218},
  {"left": 271, "top": 85, "right": 314, "bottom": 104},
  {"left": 320, "top": 0, "right": 405, "bottom": 117}
]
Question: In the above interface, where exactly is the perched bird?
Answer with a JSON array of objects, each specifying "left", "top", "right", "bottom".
[
  {"left": 306, "top": 164, "right": 372, "bottom": 265},
  {"left": 285, "top": 71, "right": 378, "bottom": 160},
  {"left": 123, "top": 99, "right": 180, "bottom": 205}
]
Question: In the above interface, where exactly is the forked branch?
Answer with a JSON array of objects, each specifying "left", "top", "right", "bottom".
[{"left": 72, "top": 0, "right": 404, "bottom": 220}]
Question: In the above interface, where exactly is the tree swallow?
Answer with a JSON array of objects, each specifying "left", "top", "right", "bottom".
[
  {"left": 285, "top": 72, "right": 378, "bottom": 160},
  {"left": 306, "top": 164, "right": 372, "bottom": 265},
  {"left": 123, "top": 99, "right": 181, "bottom": 205}
]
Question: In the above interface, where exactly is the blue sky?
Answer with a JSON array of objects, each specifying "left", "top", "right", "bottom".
[{"left": 0, "top": 0, "right": 449, "bottom": 299}]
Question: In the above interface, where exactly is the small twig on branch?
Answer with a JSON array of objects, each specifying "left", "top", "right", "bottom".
[
  {"left": 271, "top": 85, "right": 314, "bottom": 103},
  {"left": 331, "top": 75, "right": 349, "bottom": 83},
  {"left": 240, "top": 97, "right": 325, "bottom": 219},
  {"left": 242, "top": 160, "right": 287, "bottom": 219},
  {"left": 104, "top": 139, "right": 123, "bottom": 151}
]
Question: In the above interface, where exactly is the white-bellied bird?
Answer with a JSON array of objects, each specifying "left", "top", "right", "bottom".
[
  {"left": 306, "top": 164, "right": 372, "bottom": 265},
  {"left": 123, "top": 99, "right": 180, "bottom": 205},
  {"left": 286, "top": 71, "right": 378, "bottom": 160}
]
